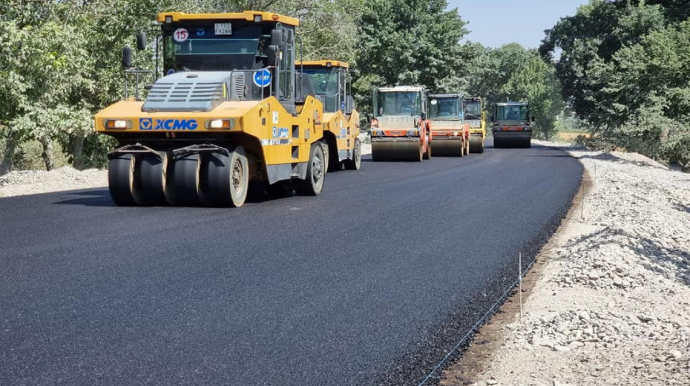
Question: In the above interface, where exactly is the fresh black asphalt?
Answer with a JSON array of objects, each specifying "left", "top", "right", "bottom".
[{"left": 0, "top": 140, "right": 583, "bottom": 386}]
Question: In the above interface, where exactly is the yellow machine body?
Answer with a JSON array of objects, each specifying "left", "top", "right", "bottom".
[
  {"left": 297, "top": 60, "right": 362, "bottom": 171},
  {"left": 96, "top": 11, "right": 328, "bottom": 207},
  {"left": 95, "top": 97, "right": 323, "bottom": 171}
]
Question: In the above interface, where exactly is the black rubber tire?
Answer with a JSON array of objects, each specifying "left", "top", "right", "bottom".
[
  {"left": 493, "top": 137, "right": 503, "bottom": 149},
  {"left": 133, "top": 151, "right": 168, "bottom": 206},
  {"left": 200, "top": 147, "right": 249, "bottom": 208},
  {"left": 326, "top": 141, "right": 341, "bottom": 172},
  {"left": 166, "top": 153, "right": 201, "bottom": 206},
  {"left": 344, "top": 139, "right": 362, "bottom": 171},
  {"left": 108, "top": 154, "right": 137, "bottom": 206},
  {"left": 295, "top": 143, "right": 325, "bottom": 196},
  {"left": 321, "top": 142, "right": 330, "bottom": 173}
]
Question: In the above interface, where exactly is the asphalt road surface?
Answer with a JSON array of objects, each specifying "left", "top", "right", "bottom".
[{"left": 0, "top": 140, "right": 583, "bottom": 386}]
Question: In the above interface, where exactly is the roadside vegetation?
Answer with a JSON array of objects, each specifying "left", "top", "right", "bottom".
[
  {"left": 541, "top": 0, "right": 690, "bottom": 170},
  {"left": 1, "top": 0, "right": 687, "bottom": 173}
]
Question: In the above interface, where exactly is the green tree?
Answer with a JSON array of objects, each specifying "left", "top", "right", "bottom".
[
  {"left": 503, "top": 54, "right": 564, "bottom": 140},
  {"left": 354, "top": 0, "right": 469, "bottom": 111}
]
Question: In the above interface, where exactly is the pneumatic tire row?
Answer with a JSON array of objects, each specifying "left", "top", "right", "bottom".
[
  {"left": 108, "top": 147, "right": 250, "bottom": 208},
  {"left": 108, "top": 143, "right": 326, "bottom": 208}
]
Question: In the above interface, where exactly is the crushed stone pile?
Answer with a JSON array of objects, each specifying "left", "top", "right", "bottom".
[
  {"left": 450, "top": 141, "right": 690, "bottom": 386},
  {"left": 0, "top": 167, "right": 107, "bottom": 198}
]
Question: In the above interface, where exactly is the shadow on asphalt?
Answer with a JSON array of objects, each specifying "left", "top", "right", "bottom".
[{"left": 53, "top": 190, "right": 115, "bottom": 207}]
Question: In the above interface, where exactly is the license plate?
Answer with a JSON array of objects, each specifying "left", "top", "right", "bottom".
[
  {"left": 389, "top": 131, "right": 402, "bottom": 135},
  {"left": 215, "top": 23, "right": 233, "bottom": 35}
]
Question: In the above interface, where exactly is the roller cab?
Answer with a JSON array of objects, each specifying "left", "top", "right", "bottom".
[
  {"left": 370, "top": 86, "right": 431, "bottom": 162},
  {"left": 464, "top": 97, "right": 486, "bottom": 153},
  {"left": 428, "top": 94, "right": 470, "bottom": 157},
  {"left": 95, "top": 11, "right": 326, "bottom": 207},
  {"left": 297, "top": 60, "right": 361, "bottom": 171},
  {"left": 492, "top": 102, "right": 533, "bottom": 148}
]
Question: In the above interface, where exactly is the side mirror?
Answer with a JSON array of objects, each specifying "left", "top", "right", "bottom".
[
  {"left": 267, "top": 45, "right": 280, "bottom": 67},
  {"left": 270, "top": 29, "right": 284, "bottom": 46},
  {"left": 122, "top": 46, "right": 133, "bottom": 68},
  {"left": 136, "top": 32, "right": 147, "bottom": 51},
  {"left": 345, "top": 95, "right": 355, "bottom": 114}
]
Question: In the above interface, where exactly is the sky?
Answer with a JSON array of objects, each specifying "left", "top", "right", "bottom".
[{"left": 447, "top": 0, "right": 589, "bottom": 48}]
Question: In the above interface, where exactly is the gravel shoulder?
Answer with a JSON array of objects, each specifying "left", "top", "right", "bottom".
[
  {"left": 442, "top": 140, "right": 690, "bottom": 386},
  {"left": 0, "top": 142, "right": 372, "bottom": 198}
]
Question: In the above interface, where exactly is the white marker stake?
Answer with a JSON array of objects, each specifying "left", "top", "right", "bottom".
[{"left": 519, "top": 251, "right": 523, "bottom": 323}]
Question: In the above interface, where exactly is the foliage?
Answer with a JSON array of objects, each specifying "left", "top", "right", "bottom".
[
  {"left": 354, "top": 0, "right": 469, "bottom": 110},
  {"left": 0, "top": 0, "right": 570, "bottom": 174},
  {"left": 541, "top": 0, "right": 690, "bottom": 168}
]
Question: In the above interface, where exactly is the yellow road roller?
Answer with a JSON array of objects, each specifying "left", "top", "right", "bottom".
[
  {"left": 428, "top": 94, "right": 470, "bottom": 157},
  {"left": 492, "top": 102, "right": 533, "bottom": 148},
  {"left": 370, "top": 86, "right": 432, "bottom": 162},
  {"left": 95, "top": 11, "right": 326, "bottom": 207},
  {"left": 297, "top": 60, "right": 361, "bottom": 171},
  {"left": 464, "top": 97, "right": 486, "bottom": 153}
]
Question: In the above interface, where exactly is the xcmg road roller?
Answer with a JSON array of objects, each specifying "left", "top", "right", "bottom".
[
  {"left": 428, "top": 94, "right": 470, "bottom": 157},
  {"left": 95, "top": 11, "right": 326, "bottom": 207},
  {"left": 492, "top": 102, "right": 533, "bottom": 148},
  {"left": 297, "top": 60, "right": 361, "bottom": 171},
  {"left": 464, "top": 97, "right": 486, "bottom": 153},
  {"left": 370, "top": 86, "right": 432, "bottom": 162}
]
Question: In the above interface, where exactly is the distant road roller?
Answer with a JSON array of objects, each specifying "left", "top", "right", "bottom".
[
  {"left": 95, "top": 11, "right": 327, "bottom": 207},
  {"left": 370, "top": 86, "right": 432, "bottom": 161},
  {"left": 492, "top": 102, "right": 533, "bottom": 148},
  {"left": 464, "top": 97, "right": 486, "bottom": 153},
  {"left": 428, "top": 94, "right": 470, "bottom": 157},
  {"left": 297, "top": 60, "right": 361, "bottom": 171}
]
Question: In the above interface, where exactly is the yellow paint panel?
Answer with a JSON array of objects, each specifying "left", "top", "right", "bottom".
[
  {"left": 296, "top": 60, "right": 349, "bottom": 69},
  {"left": 94, "top": 97, "right": 324, "bottom": 166},
  {"left": 157, "top": 11, "right": 299, "bottom": 26}
]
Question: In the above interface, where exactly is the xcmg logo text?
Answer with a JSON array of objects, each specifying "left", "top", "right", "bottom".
[{"left": 139, "top": 118, "right": 198, "bottom": 131}]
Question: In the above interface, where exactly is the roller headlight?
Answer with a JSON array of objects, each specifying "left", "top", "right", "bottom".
[
  {"left": 206, "top": 119, "right": 235, "bottom": 129},
  {"left": 104, "top": 119, "right": 131, "bottom": 129}
]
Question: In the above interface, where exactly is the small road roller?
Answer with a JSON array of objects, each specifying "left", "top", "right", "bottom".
[
  {"left": 95, "top": 11, "right": 327, "bottom": 207},
  {"left": 370, "top": 86, "right": 432, "bottom": 162},
  {"left": 428, "top": 94, "right": 470, "bottom": 157},
  {"left": 464, "top": 97, "right": 486, "bottom": 153},
  {"left": 297, "top": 60, "right": 361, "bottom": 171},
  {"left": 492, "top": 102, "right": 534, "bottom": 148}
]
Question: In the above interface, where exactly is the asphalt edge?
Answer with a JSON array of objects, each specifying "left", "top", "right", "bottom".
[
  {"left": 438, "top": 146, "right": 593, "bottom": 385},
  {"left": 372, "top": 144, "right": 587, "bottom": 386}
]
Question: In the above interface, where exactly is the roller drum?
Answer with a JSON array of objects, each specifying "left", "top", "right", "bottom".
[
  {"left": 469, "top": 136, "right": 485, "bottom": 153},
  {"left": 431, "top": 139, "right": 465, "bottom": 157},
  {"left": 371, "top": 141, "right": 422, "bottom": 162}
]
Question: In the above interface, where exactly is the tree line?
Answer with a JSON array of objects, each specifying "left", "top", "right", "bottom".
[
  {"left": 541, "top": 0, "right": 690, "bottom": 170},
  {"left": 7, "top": 0, "right": 684, "bottom": 174}
]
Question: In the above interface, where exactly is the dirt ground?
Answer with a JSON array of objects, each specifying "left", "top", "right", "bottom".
[{"left": 442, "top": 140, "right": 690, "bottom": 386}]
